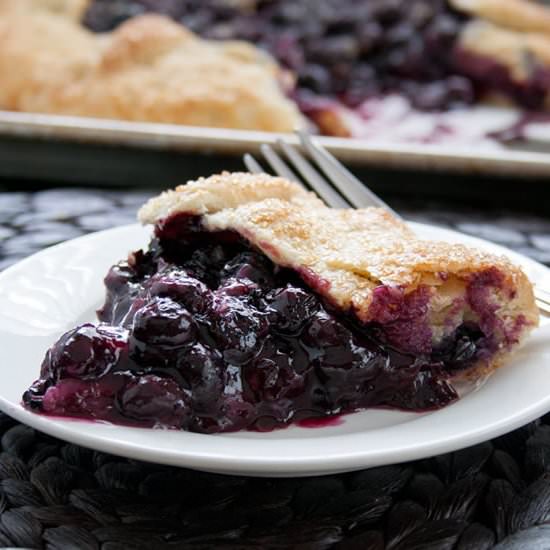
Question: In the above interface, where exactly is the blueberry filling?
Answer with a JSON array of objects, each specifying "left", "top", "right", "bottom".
[
  {"left": 24, "top": 214, "right": 497, "bottom": 433},
  {"left": 85, "top": 0, "right": 474, "bottom": 113},
  {"left": 83, "top": 0, "right": 550, "bottom": 117}
]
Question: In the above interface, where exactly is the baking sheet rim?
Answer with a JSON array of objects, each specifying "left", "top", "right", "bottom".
[{"left": 0, "top": 110, "right": 549, "bottom": 178}]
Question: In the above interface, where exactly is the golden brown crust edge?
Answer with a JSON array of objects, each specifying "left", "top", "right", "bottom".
[
  {"left": 0, "top": 0, "right": 90, "bottom": 19},
  {"left": 450, "top": 0, "right": 550, "bottom": 107},
  {"left": 457, "top": 19, "right": 550, "bottom": 87},
  {"left": 0, "top": 12, "right": 303, "bottom": 132},
  {"left": 451, "top": 0, "right": 550, "bottom": 36},
  {"left": 139, "top": 172, "right": 539, "bottom": 382}
]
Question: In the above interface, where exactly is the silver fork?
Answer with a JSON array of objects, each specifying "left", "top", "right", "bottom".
[{"left": 244, "top": 130, "right": 550, "bottom": 317}]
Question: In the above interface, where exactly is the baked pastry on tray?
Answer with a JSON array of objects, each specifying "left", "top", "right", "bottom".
[
  {"left": 0, "top": 0, "right": 89, "bottom": 19},
  {"left": 451, "top": 0, "right": 550, "bottom": 110},
  {"left": 23, "top": 173, "right": 539, "bottom": 433},
  {"left": 82, "top": 0, "right": 550, "bottom": 124},
  {"left": 0, "top": 11, "right": 302, "bottom": 131}
]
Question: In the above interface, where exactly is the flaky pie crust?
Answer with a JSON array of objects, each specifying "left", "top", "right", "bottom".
[
  {"left": 452, "top": 0, "right": 550, "bottom": 103},
  {"left": 139, "top": 172, "right": 539, "bottom": 372},
  {"left": 451, "top": 0, "right": 550, "bottom": 35},
  {"left": 0, "top": 0, "right": 90, "bottom": 19}
]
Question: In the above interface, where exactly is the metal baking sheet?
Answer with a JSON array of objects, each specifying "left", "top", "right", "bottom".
[{"left": 1, "top": 110, "right": 550, "bottom": 179}]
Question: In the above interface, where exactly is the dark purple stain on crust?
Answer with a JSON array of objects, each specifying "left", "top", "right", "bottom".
[
  {"left": 505, "top": 314, "right": 529, "bottom": 347},
  {"left": 465, "top": 267, "right": 533, "bottom": 352},
  {"left": 258, "top": 240, "right": 282, "bottom": 260},
  {"left": 366, "top": 285, "right": 433, "bottom": 355},
  {"left": 452, "top": 47, "right": 550, "bottom": 111},
  {"left": 465, "top": 267, "right": 510, "bottom": 356},
  {"left": 296, "top": 266, "right": 332, "bottom": 295},
  {"left": 154, "top": 213, "right": 203, "bottom": 241}
]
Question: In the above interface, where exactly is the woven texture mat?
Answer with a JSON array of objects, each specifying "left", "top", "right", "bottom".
[{"left": 0, "top": 189, "right": 550, "bottom": 550}]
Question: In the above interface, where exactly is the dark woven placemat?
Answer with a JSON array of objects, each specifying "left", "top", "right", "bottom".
[{"left": 1, "top": 188, "right": 550, "bottom": 550}]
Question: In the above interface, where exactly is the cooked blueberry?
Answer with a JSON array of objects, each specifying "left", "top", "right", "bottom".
[
  {"left": 433, "top": 324, "right": 484, "bottom": 369},
  {"left": 117, "top": 375, "right": 188, "bottom": 426},
  {"left": 104, "top": 262, "right": 136, "bottom": 291},
  {"left": 217, "top": 278, "right": 259, "bottom": 298},
  {"left": 243, "top": 337, "right": 279, "bottom": 393},
  {"left": 265, "top": 286, "right": 318, "bottom": 335},
  {"left": 371, "top": 0, "right": 402, "bottom": 25},
  {"left": 245, "top": 350, "right": 306, "bottom": 403},
  {"left": 23, "top": 379, "right": 52, "bottom": 409},
  {"left": 358, "top": 22, "right": 383, "bottom": 54},
  {"left": 445, "top": 75, "right": 475, "bottom": 105},
  {"left": 425, "top": 14, "right": 460, "bottom": 51},
  {"left": 42, "top": 374, "right": 127, "bottom": 417},
  {"left": 384, "top": 368, "right": 458, "bottom": 410},
  {"left": 40, "top": 324, "right": 129, "bottom": 381},
  {"left": 386, "top": 22, "right": 415, "bottom": 47},
  {"left": 177, "top": 343, "right": 224, "bottom": 393},
  {"left": 216, "top": 395, "right": 256, "bottom": 431},
  {"left": 271, "top": 3, "right": 307, "bottom": 25},
  {"left": 387, "top": 39, "right": 426, "bottom": 78},
  {"left": 148, "top": 270, "right": 211, "bottom": 313},
  {"left": 303, "top": 312, "right": 352, "bottom": 351},
  {"left": 409, "top": 1, "right": 435, "bottom": 28},
  {"left": 132, "top": 296, "right": 196, "bottom": 348},
  {"left": 129, "top": 296, "right": 196, "bottom": 367},
  {"left": 172, "top": 244, "right": 228, "bottom": 287},
  {"left": 210, "top": 295, "right": 268, "bottom": 364},
  {"left": 98, "top": 262, "right": 143, "bottom": 323},
  {"left": 318, "top": 348, "right": 387, "bottom": 407},
  {"left": 220, "top": 251, "right": 274, "bottom": 287},
  {"left": 298, "top": 64, "right": 332, "bottom": 95}
]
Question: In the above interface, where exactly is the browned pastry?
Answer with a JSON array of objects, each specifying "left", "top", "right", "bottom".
[
  {"left": 451, "top": 0, "right": 550, "bottom": 35},
  {"left": 457, "top": 19, "right": 550, "bottom": 87},
  {"left": 139, "top": 172, "right": 539, "bottom": 378},
  {"left": 0, "top": 12, "right": 303, "bottom": 131},
  {"left": 0, "top": 0, "right": 90, "bottom": 19},
  {"left": 449, "top": 0, "right": 550, "bottom": 108}
]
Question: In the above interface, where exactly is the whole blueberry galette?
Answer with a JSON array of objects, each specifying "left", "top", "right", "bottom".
[
  {"left": 2, "top": 1, "right": 550, "bottom": 137},
  {"left": 82, "top": 0, "right": 550, "bottom": 136},
  {"left": 24, "top": 173, "right": 539, "bottom": 433}
]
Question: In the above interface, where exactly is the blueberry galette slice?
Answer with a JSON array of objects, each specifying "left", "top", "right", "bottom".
[{"left": 24, "top": 173, "right": 539, "bottom": 433}]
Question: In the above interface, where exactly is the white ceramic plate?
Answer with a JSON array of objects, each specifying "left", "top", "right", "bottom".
[{"left": 0, "top": 222, "right": 549, "bottom": 477}]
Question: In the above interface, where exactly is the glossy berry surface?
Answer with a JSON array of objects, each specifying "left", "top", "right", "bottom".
[
  {"left": 83, "top": 0, "right": 550, "bottom": 118},
  {"left": 84, "top": 0, "right": 472, "bottom": 112},
  {"left": 39, "top": 324, "right": 130, "bottom": 381},
  {"left": 23, "top": 214, "right": 489, "bottom": 433}
]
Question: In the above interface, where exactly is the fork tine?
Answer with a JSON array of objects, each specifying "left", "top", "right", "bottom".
[
  {"left": 535, "top": 288, "right": 550, "bottom": 316},
  {"left": 243, "top": 153, "right": 264, "bottom": 174},
  {"left": 536, "top": 286, "right": 550, "bottom": 301},
  {"left": 297, "top": 130, "right": 401, "bottom": 217},
  {"left": 277, "top": 139, "right": 351, "bottom": 208},
  {"left": 536, "top": 298, "right": 550, "bottom": 315},
  {"left": 259, "top": 144, "right": 304, "bottom": 187}
]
